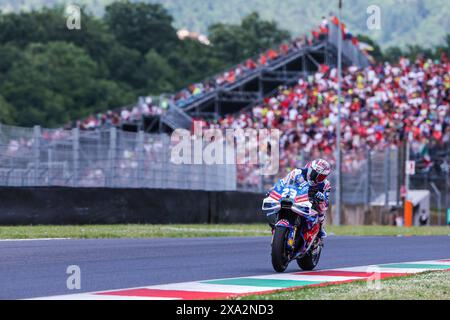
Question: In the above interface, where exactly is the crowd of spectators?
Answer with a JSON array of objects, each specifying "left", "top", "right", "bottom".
[
  {"left": 209, "top": 56, "right": 449, "bottom": 185},
  {"left": 74, "top": 96, "right": 166, "bottom": 130}
]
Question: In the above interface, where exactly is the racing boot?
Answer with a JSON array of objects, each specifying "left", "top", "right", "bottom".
[{"left": 269, "top": 222, "right": 275, "bottom": 235}]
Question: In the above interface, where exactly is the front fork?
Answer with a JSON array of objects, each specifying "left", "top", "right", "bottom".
[
  {"left": 272, "top": 220, "right": 297, "bottom": 258},
  {"left": 286, "top": 226, "right": 297, "bottom": 252}
]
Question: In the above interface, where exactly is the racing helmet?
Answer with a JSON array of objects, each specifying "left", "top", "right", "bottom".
[{"left": 306, "top": 159, "right": 331, "bottom": 186}]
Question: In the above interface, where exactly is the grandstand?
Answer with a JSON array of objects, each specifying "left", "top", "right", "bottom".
[
  {"left": 155, "top": 19, "right": 369, "bottom": 132},
  {"left": 79, "top": 16, "right": 370, "bottom": 133}
]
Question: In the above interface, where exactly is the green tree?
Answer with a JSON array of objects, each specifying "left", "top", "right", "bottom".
[
  {"left": 142, "top": 49, "right": 176, "bottom": 94},
  {"left": 404, "top": 44, "right": 434, "bottom": 61},
  {"left": 0, "top": 44, "right": 22, "bottom": 84},
  {"left": 0, "top": 95, "right": 15, "bottom": 124},
  {"left": 1, "top": 42, "right": 133, "bottom": 127},
  {"left": 0, "top": 10, "right": 51, "bottom": 46},
  {"left": 0, "top": 8, "right": 116, "bottom": 65},
  {"left": 240, "top": 12, "right": 290, "bottom": 56},
  {"left": 0, "top": 7, "right": 299, "bottom": 127},
  {"left": 166, "top": 39, "right": 226, "bottom": 87},
  {"left": 104, "top": 1, "right": 178, "bottom": 54},
  {"left": 209, "top": 12, "right": 290, "bottom": 64},
  {"left": 383, "top": 46, "right": 404, "bottom": 63},
  {"left": 434, "top": 34, "right": 450, "bottom": 60},
  {"left": 104, "top": 43, "right": 147, "bottom": 89},
  {"left": 62, "top": 9, "right": 116, "bottom": 66}
]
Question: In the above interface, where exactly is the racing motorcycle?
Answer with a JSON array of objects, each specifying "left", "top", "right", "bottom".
[{"left": 262, "top": 179, "right": 323, "bottom": 272}]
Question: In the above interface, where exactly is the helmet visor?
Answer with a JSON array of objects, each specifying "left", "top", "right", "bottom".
[{"left": 308, "top": 168, "right": 327, "bottom": 184}]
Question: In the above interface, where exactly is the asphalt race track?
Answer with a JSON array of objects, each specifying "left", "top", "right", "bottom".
[{"left": 0, "top": 235, "right": 449, "bottom": 299}]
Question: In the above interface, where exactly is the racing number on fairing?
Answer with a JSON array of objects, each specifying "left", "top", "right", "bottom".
[{"left": 281, "top": 188, "right": 297, "bottom": 198}]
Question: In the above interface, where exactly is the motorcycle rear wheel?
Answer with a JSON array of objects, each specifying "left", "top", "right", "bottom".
[
  {"left": 271, "top": 226, "right": 290, "bottom": 272},
  {"left": 297, "top": 240, "right": 322, "bottom": 271}
]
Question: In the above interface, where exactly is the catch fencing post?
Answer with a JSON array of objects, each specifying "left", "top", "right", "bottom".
[
  {"left": 161, "top": 134, "right": 169, "bottom": 189},
  {"left": 395, "top": 147, "right": 401, "bottom": 207},
  {"left": 444, "top": 153, "right": 449, "bottom": 212},
  {"left": 405, "top": 139, "right": 410, "bottom": 199},
  {"left": 334, "top": 0, "right": 343, "bottom": 226},
  {"left": 384, "top": 147, "right": 391, "bottom": 208},
  {"left": 430, "top": 182, "right": 442, "bottom": 226},
  {"left": 33, "top": 125, "right": 41, "bottom": 186},
  {"left": 108, "top": 127, "right": 117, "bottom": 187},
  {"left": 137, "top": 130, "right": 145, "bottom": 188},
  {"left": 365, "top": 148, "right": 372, "bottom": 212},
  {"left": 72, "top": 128, "right": 79, "bottom": 187},
  {"left": 47, "top": 147, "right": 52, "bottom": 186}
]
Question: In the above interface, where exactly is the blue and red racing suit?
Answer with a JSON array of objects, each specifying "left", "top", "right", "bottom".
[{"left": 270, "top": 168, "right": 331, "bottom": 225}]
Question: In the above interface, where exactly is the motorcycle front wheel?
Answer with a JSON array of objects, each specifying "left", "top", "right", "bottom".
[
  {"left": 271, "top": 226, "right": 290, "bottom": 272},
  {"left": 296, "top": 239, "right": 322, "bottom": 271}
]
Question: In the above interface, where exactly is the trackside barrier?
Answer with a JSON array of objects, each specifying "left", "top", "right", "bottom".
[{"left": 0, "top": 187, "right": 265, "bottom": 225}]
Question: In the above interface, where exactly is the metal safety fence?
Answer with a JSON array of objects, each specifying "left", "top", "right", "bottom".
[
  {"left": 0, "top": 124, "right": 236, "bottom": 191},
  {"left": 257, "top": 147, "right": 400, "bottom": 206},
  {"left": 0, "top": 123, "right": 399, "bottom": 202}
]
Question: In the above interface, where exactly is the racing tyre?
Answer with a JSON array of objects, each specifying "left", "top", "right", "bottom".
[{"left": 271, "top": 226, "right": 290, "bottom": 272}]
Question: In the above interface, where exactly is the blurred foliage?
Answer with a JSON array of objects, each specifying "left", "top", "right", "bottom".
[
  {"left": 0, "top": 1, "right": 448, "bottom": 127},
  {"left": 0, "top": 2, "right": 289, "bottom": 127},
  {"left": 357, "top": 34, "right": 449, "bottom": 63},
  {"left": 0, "top": 94, "right": 14, "bottom": 123},
  {"left": 104, "top": 1, "right": 178, "bottom": 54},
  {"left": 0, "top": 41, "right": 135, "bottom": 127},
  {"left": 209, "top": 12, "right": 290, "bottom": 64},
  {"left": 1, "top": 0, "right": 448, "bottom": 49}
]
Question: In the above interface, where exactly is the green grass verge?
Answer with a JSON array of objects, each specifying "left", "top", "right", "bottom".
[
  {"left": 238, "top": 270, "right": 450, "bottom": 300},
  {"left": 327, "top": 225, "right": 450, "bottom": 236},
  {"left": 0, "top": 224, "right": 448, "bottom": 239},
  {"left": 0, "top": 224, "right": 268, "bottom": 239}
]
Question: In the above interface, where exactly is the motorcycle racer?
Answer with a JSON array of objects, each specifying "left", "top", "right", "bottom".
[{"left": 266, "top": 159, "right": 331, "bottom": 238}]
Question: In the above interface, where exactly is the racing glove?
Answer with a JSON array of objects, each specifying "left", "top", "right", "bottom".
[{"left": 315, "top": 192, "right": 326, "bottom": 202}]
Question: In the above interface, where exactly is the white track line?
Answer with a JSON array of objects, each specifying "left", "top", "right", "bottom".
[
  {"left": 248, "top": 273, "right": 363, "bottom": 282},
  {"left": 406, "top": 260, "right": 450, "bottom": 265},
  {"left": 333, "top": 266, "right": 428, "bottom": 273}
]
